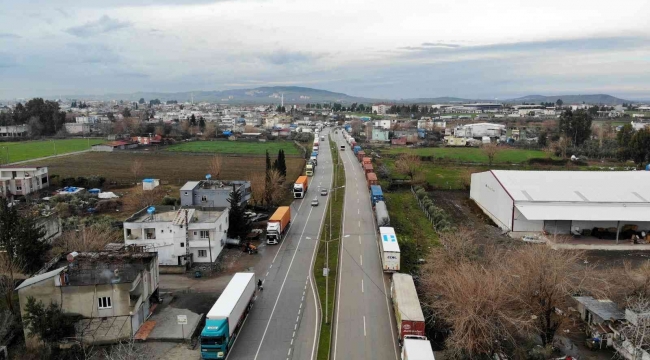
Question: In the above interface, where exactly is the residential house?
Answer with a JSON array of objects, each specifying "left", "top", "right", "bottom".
[
  {"left": 373, "top": 119, "right": 391, "bottom": 130},
  {"left": 0, "top": 166, "right": 49, "bottom": 198},
  {"left": 453, "top": 123, "right": 506, "bottom": 140},
  {"left": 132, "top": 135, "right": 162, "bottom": 146},
  {"left": 15, "top": 250, "right": 159, "bottom": 345},
  {"left": 91, "top": 141, "right": 138, "bottom": 152},
  {"left": 371, "top": 104, "right": 391, "bottom": 115},
  {"left": 180, "top": 180, "right": 251, "bottom": 208},
  {"left": 371, "top": 127, "right": 390, "bottom": 142},
  {"left": 124, "top": 205, "right": 229, "bottom": 266},
  {"left": 393, "top": 130, "right": 419, "bottom": 144},
  {"left": 64, "top": 123, "right": 93, "bottom": 135}
]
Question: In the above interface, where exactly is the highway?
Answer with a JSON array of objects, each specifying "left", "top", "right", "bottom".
[
  {"left": 227, "top": 129, "right": 333, "bottom": 360},
  {"left": 331, "top": 131, "right": 399, "bottom": 360}
]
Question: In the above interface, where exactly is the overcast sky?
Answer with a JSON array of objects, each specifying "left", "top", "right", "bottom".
[{"left": 1, "top": 0, "right": 649, "bottom": 101}]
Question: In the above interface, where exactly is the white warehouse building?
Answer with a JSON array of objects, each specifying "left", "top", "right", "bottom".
[{"left": 470, "top": 170, "right": 650, "bottom": 239}]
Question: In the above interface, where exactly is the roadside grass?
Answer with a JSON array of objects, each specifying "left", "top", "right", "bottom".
[
  {"left": 314, "top": 138, "right": 345, "bottom": 360},
  {"left": 0, "top": 138, "right": 104, "bottom": 164},
  {"left": 166, "top": 140, "right": 301, "bottom": 155},
  {"left": 382, "top": 146, "right": 548, "bottom": 163},
  {"left": 383, "top": 190, "right": 439, "bottom": 274}
]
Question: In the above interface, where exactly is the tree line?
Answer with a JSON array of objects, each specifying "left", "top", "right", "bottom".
[{"left": 0, "top": 98, "right": 66, "bottom": 136}]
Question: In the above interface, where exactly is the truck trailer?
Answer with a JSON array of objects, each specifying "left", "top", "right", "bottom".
[
  {"left": 353, "top": 146, "right": 362, "bottom": 155},
  {"left": 375, "top": 201, "right": 390, "bottom": 227},
  {"left": 293, "top": 176, "right": 308, "bottom": 199},
  {"left": 370, "top": 185, "right": 384, "bottom": 206},
  {"left": 363, "top": 163, "right": 374, "bottom": 174},
  {"left": 267, "top": 206, "right": 291, "bottom": 244},
  {"left": 402, "top": 336, "right": 435, "bottom": 360},
  {"left": 356, "top": 151, "right": 366, "bottom": 162},
  {"left": 366, "top": 172, "right": 378, "bottom": 188},
  {"left": 200, "top": 273, "right": 256, "bottom": 359},
  {"left": 379, "top": 227, "right": 400, "bottom": 272},
  {"left": 391, "top": 273, "right": 426, "bottom": 343}
]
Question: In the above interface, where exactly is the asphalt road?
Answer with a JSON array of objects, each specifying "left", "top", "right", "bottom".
[
  {"left": 331, "top": 131, "right": 399, "bottom": 360},
  {"left": 227, "top": 129, "right": 333, "bottom": 360}
]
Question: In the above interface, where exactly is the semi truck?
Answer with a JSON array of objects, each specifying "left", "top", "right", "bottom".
[
  {"left": 356, "top": 150, "right": 366, "bottom": 162},
  {"left": 366, "top": 172, "right": 378, "bottom": 188},
  {"left": 293, "top": 176, "right": 308, "bottom": 198},
  {"left": 375, "top": 201, "right": 390, "bottom": 227},
  {"left": 363, "top": 163, "right": 374, "bottom": 174},
  {"left": 321, "top": 136, "right": 325, "bottom": 141},
  {"left": 353, "top": 146, "right": 362, "bottom": 155},
  {"left": 391, "top": 273, "right": 426, "bottom": 342},
  {"left": 379, "top": 227, "right": 400, "bottom": 272},
  {"left": 200, "top": 272, "right": 256, "bottom": 359},
  {"left": 306, "top": 163, "right": 314, "bottom": 176},
  {"left": 370, "top": 185, "right": 384, "bottom": 206},
  {"left": 267, "top": 206, "right": 291, "bottom": 244},
  {"left": 362, "top": 157, "right": 371, "bottom": 167},
  {"left": 402, "top": 336, "right": 436, "bottom": 360}
]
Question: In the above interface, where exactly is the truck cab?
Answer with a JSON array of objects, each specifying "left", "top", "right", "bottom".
[
  {"left": 266, "top": 222, "right": 282, "bottom": 244},
  {"left": 200, "top": 319, "right": 229, "bottom": 359},
  {"left": 306, "top": 164, "right": 314, "bottom": 176}
]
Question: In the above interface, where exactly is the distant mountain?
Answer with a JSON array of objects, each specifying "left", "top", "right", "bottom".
[
  {"left": 66, "top": 86, "right": 380, "bottom": 105},
  {"left": 62, "top": 86, "right": 634, "bottom": 106},
  {"left": 506, "top": 94, "right": 630, "bottom": 105}
]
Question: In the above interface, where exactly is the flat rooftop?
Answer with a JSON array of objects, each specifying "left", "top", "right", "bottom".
[{"left": 126, "top": 205, "right": 225, "bottom": 223}]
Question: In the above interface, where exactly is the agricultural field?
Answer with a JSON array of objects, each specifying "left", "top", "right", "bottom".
[
  {"left": 166, "top": 140, "right": 301, "bottom": 155},
  {"left": 26, "top": 152, "right": 306, "bottom": 185},
  {"left": 0, "top": 138, "right": 104, "bottom": 164},
  {"left": 382, "top": 146, "right": 548, "bottom": 164},
  {"left": 383, "top": 190, "right": 438, "bottom": 274}
]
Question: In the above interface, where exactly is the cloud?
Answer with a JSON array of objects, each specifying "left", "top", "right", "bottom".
[
  {"left": 65, "top": 15, "right": 131, "bottom": 37},
  {"left": 421, "top": 42, "right": 461, "bottom": 48},
  {"left": 0, "top": 53, "right": 17, "bottom": 68},
  {"left": 259, "top": 51, "right": 325, "bottom": 65},
  {"left": 0, "top": 33, "right": 21, "bottom": 39}
]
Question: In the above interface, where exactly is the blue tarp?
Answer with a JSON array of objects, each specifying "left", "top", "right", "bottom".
[{"left": 88, "top": 188, "right": 101, "bottom": 194}]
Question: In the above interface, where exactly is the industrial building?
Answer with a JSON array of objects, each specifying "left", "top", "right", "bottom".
[{"left": 470, "top": 170, "right": 650, "bottom": 240}]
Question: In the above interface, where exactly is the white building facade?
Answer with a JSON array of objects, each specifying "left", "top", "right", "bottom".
[
  {"left": 124, "top": 206, "right": 229, "bottom": 266},
  {"left": 0, "top": 166, "right": 49, "bottom": 198}
]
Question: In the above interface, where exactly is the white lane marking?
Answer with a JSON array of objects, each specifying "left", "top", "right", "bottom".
[
  {"left": 253, "top": 206, "right": 316, "bottom": 360},
  {"left": 358, "top": 221, "right": 360, "bottom": 228},
  {"left": 361, "top": 278, "right": 364, "bottom": 293},
  {"left": 266, "top": 271, "right": 269, "bottom": 277},
  {"left": 360, "top": 255, "right": 363, "bottom": 266},
  {"left": 363, "top": 316, "right": 366, "bottom": 336},
  {"left": 359, "top": 236, "right": 361, "bottom": 245},
  {"left": 291, "top": 338, "right": 294, "bottom": 345},
  {"left": 288, "top": 348, "right": 292, "bottom": 356},
  {"left": 358, "top": 209, "right": 359, "bottom": 214},
  {"left": 270, "top": 264, "right": 273, "bottom": 269},
  {"left": 296, "top": 315, "right": 300, "bottom": 323}
]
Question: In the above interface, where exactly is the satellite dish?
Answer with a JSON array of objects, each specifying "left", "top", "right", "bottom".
[
  {"left": 206, "top": 174, "right": 212, "bottom": 180},
  {"left": 147, "top": 206, "right": 155, "bottom": 215}
]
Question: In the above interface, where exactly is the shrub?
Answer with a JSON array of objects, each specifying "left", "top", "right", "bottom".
[{"left": 162, "top": 196, "right": 178, "bottom": 206}]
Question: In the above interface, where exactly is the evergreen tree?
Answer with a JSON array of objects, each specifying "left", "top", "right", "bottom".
[
  {"left": 558, "top": 109, "right": 592, "bottom": 146},
  {"left": 277, "top": 150, "right": 287, "bottom": 177},
  {"left": 0, "top": 198, "right": 49, "bottom": 273},
  {"left": 23, "top": 297, "right": 79, "bottom": 344},
  {"left": 199, "top": 117, "right": 206, "bottom": 131},
  {"left": 227, "top": 186, "right": 250, "bottom": 239}
]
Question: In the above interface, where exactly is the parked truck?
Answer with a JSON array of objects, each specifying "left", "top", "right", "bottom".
[
  {"left": 379, "top": 227, "right": 400, "bottom": 272},
  {"left": 370, "top": 185, "right": 384, "bottom": 206},
  {"left": 363, "top": 163, "right": 374, "bottom": 174},
  {"left": 356, "top": 150, "right": 366, "bottom": 162},
  {"left": 293, "top": 176, "right": 308, "bottom": 199},
  {"left": 362, "top": 157, "right": 371, "bottom": 167},
  {"left": 321, "top": 135, "right": 325, "bottom": 141},
  {"left": 366, "top": 172, "right": 378, "bottom": 188},
  {"left": 306, "top": 163, "right": 314, "bottom": 176},
  {"left": 200, "top": 272, "right": 256, "bottom": 359},
  {"left": 402, "top": 336, "right": 436, "bottom": 360},
  {"left": 391, "top": 273, "right": 426, "bottom": 342},
  {"left": 353, "top": 146, "right": 362, "bottom": 155},
  {"left": 267, "top": 206, "right": 291, "bottom": 244},
  {"left": 375, "top": 201, "right": 390, "bottom": 227}
]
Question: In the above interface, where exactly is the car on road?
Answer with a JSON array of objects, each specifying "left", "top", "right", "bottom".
[
  {"left": 311, "top": 197, "right": 319, "bottom": 206},
  {"left": 320, "top": 188, "right": 328, "bottom": 196}
]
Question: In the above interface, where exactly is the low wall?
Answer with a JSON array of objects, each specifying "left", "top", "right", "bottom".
[{"left": 159, "top": 265, "right": 186, "bottom": 274}]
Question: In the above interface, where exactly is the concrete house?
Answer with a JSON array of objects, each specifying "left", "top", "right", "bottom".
[
  {"left": 371, "top": 127, "right": 390, "bottom": 142},
  {"left": 15, "top": 250, "right": 159, "bottom": 345},
  {"left": 124, "top": 206, "right": 229, "bottom": 266},
  {"left": 180, "top": 180, "right": 251, "bottom": 208},
  {"left": 0, "top": 124, "right": 28, "bottom": 137},
  {"left": 0, "top": 166, "right": 49, "bottom": 198}
]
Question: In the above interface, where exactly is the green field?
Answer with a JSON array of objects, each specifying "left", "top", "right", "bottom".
[
  {"left": 383, "top": 146, "right": 548, "bottom": 164},
  {"left": 166, "top": 140, "right": 301, "bottom": 155},
  {"left": 384, "top": 191, "right": 439, "bottom": 274},
  {"left": 0, "top": 138, "right": 104, "bottom": 164}
]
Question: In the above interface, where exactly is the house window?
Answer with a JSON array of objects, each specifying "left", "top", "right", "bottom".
[
  {"left": 42, "top": 177, "right": 48, "bottom": 184},
  {"left": 193, "top": 231, "right": 197, "bottom": 236},
  {"left": 200, "top": 231, "right": 209, "bottom": 239},
  {"left": 16, "top": 186, "right": 22, "bottom": 191},
  {"left": 98, "top": 296, "right": 112, "bottom": 309},
  {"left": 201, "top": 195, "right": 207, "bottom": 202},
  {"left": 180, "top": 242, "right": 184, "bottom": 248},
  {"left": 198, "top": 250, "right": 207, "bottom": 258},
  {"left": 184, "top": 191, "right": 188, "bottom": 195}
]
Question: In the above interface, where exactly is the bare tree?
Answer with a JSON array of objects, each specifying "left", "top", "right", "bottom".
[
  {"left": 209, "top": 155, "right": 223, "bottom": 179},
  {"left": 617, "top": 297, "right": 650, "bottom": 355},
  {"left": 0, "top": 252, "right": 23, "bottom": 313},
  {"left": 553, "top": 137, "right": 570, "bottom": 159},
  {"left": 91, "top": 338, "right": 146, "bottom": 360},
  {"left": 481, "top": 143, "right": 500, "bottom": 166},
  {"left": 244, "top": 125, "right": 257, "bottom": 133},
  {"left": 203, "top": 122, "right": 216, "bottom": 139},
  {"left": 395, "top": 153, "right": 422, "bottom": 182},
  {"left": 247, "top": 172, "right": 266, "bottom": 207},
  {"left": 123, "top": 187, "right": 166, "bottom": 214},
  {"left": 130, "top": 159, "right": 143, "bottom": 182},
  {"left": 51, "top": 226, "right": 122, "bottom": 254},
  {"left": 264, "top": 168, "right": 286, "bottom": 207}
]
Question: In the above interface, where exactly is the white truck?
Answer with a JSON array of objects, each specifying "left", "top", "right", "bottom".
[
  {"left": 200, "top": 273, "right": 256, "bottom": 359},
  {"left": 379, "top": 227, "right": 400, "bottom": 272},
  {"left": 402, "top": 336, "right": 435, "bottom": 360}
]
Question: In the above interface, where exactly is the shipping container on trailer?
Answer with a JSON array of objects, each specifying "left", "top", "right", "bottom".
[
  {"left": 370, "top": 185, "right": 384, "bottom": 206},
  {"left": 266, "top": 207, "right": 291, "bottom": 244},
  {"left": 375, "top": 201, "right": 390, "bottom": 227},
  {"left": 391, "top": 273, "right": 426, "bottom": 343},
  {"left": 366, "top": 172, "right": 378, "bottom": 188},
  {"left": 379, "top": 227, "right": 400, "bottom": 271}
]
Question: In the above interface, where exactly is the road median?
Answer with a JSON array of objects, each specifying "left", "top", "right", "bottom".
[{"left": 313, "top": 137, "right": 345, "bottom": 360}]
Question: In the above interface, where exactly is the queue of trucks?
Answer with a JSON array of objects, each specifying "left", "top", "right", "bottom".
[
  {"left": 266, "top": 206, "right": 291, "bottom": 244},
  {"left": 293, "top": 175, "right": 309, "bottom": 198},
  {"left": 342, "top": 129, "right": 435, "bottom": 360}
]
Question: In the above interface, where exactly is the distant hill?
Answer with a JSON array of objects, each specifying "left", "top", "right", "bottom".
[
  {"left": 63, "top": 86, "right": 633, "bottom": 106},
  {"left": 506, "top": 94, "right": 630, "bottom": 105}
]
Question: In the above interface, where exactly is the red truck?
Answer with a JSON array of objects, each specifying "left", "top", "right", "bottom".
[
  {"left": 356, "top": 150, "right": 365, "bottom": 162},
  {"left": 363, "top": 163, "right": 374, "bottom": 174},
  {"left": 391, "top": 273, "right": 426, "bottom": 344},
  {"left": 366, "top": 172, "right": 378, "bottom": 188},
  {"left": 266, "top": 206, "right": 291, "bottom": 245},
  {"left": 362, "top": 157, "right": 371, "bottom": 167}
]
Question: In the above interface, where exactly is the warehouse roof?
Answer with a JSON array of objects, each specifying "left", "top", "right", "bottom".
[
  {"left": 516, "top": 203, "right": 650, "bottom": 221},
  {"left": 492, "top": 170, "right": 650, "bottom": 203}
]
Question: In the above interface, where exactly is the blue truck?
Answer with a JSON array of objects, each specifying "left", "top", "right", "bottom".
[
  {"left": 370, "top": 185, "right": 384, "bottom": 206},
  {"left": 200, "top": 273, "right": 256, "bottom": 359},
  {"left": 353, "top": 146, "right": 362, "bottom": 155}
]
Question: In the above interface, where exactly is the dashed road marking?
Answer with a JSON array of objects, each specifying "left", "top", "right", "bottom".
[
  {"left": 362, "top": 278, "right": 364, "bottom": 293},
  {"left": 360, "top": 255, "right": 363, "bottom": 266},
  {"left": 363, "top": 316, "right": 367, "bottom": 336},
  {"left": 266, "top": 271, "right": 269, "bottom": 277}
]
